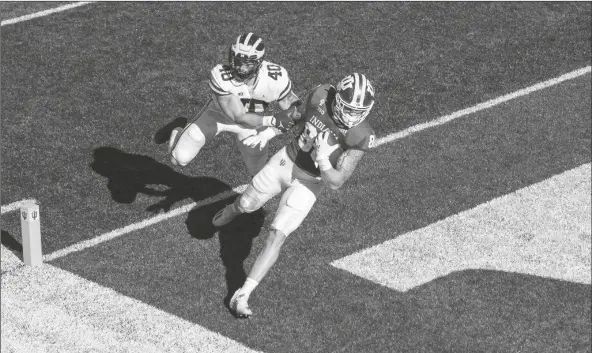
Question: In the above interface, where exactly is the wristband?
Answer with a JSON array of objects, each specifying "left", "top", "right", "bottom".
[
  {"left": 259, "top": 127, "right": 277, "bottom": 139},
  {"left": 317, "top": 158, "right": 332, "bottom": 171},
  {"left": 262, "top": 115, "right": 274, "bottom": 127}
]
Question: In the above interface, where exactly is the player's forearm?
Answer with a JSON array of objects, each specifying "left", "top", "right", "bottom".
[
  {"left": 318, "top": 163, "right": 346, "bottom": 190},
  {"left": 234, "top": 113, "right": 268, "bottom": 129}
]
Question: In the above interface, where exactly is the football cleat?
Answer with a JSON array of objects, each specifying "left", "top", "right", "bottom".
[
  {"left": 333, "top": 73, "right": 375, "bottom": 128},
  {"left": 229, "top": 32, "right": 265, "bottom": 81},
  {"left": 153, "top": 117, "right": 187, "bottom": 145},
  {"left": 212, "top": 204, "right": 237, "bottom": 227},
  {"left": 167, "top": 127, "right": 182, "bottom": 154},
  {"left": 229, "top": 290, "right": 253, "bottom": 319}
]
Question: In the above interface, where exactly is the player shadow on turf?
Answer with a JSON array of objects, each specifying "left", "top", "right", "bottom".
[
  {"left": 91, "top": 146, "right": 266, "bottom": 308},
  {"left": 185, "top": 198, "right": 266, "bottom": 309},
  {"left": 91, "top": 146, "right": 231, "bottom": 211}
]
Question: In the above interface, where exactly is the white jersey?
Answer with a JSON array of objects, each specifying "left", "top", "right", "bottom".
[{"left": 208, "top": 60, "right": 293, "bottom": 113}]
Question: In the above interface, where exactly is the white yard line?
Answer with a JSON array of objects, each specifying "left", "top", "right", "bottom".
[
  {"left": 1, "top": 199, "right": 38, "bottom": 214},
  {"left": 38, "top": 65, "right": 592, "bottom": 262},
  {"left": 375, "top": 66, "right": 591, "bottom": 145},
  {"left": 43, "top": 185, "right": 247, "bottom": 262},
  {"left": 1, "top": 2, "right": 94, "bottom": 27}
]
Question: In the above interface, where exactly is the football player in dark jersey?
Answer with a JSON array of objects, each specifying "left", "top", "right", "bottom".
[{"left": 213, "top": 73, "right": 377, "bottom": 318}]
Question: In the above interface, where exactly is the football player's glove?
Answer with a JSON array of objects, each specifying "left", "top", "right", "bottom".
[
  {"left": 229, "top": 33, "right": 265, "bottom": 81},
  {"left": 242, "top": 128, "right": 276, "bottom": 150},
  {"left": 333, "top": 73, "right": 375, "bottom": 128},
  {"left": 262, "top": 110, "right": 295, "bottom": 132},
  {"left": 314, "top": 130, "right": 340, "bottom": 171}
]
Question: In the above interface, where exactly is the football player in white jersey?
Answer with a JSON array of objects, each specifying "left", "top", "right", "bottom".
[
  {"left": 163, "top": 33, "right": 301, "bottom": 176},
  {"left": 213, "top": 73, "right": 377, "bottom": 318}
]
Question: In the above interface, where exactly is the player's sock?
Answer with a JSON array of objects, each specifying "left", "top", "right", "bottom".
[{"left": 240, "top": 277, "right": 259, "bottom": 299}]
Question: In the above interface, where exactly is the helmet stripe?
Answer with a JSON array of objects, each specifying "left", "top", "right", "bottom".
[
  {"left": 351, "top": 73, "right": 361, "bottom": 105},
  {"left": 243, "top": 32, "right": 253, "bottom": 46},
  {"left": 252, "top": 37, "right": 262, "bottom": 50},
  {"left": 358, "top": 74, "right": 367, "bottom": 106}
]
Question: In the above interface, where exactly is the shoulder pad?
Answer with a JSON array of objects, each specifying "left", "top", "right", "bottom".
[{"left": 261, "top": 61, "right": 293, "bottom": 100}]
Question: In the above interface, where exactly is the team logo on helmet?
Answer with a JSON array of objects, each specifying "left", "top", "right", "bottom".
[
  {"left": 229, "top": 32, "right": 265, "bottom": 81},
  {"left": 334, "top": 73, "right": 375, "bottom": 128}
]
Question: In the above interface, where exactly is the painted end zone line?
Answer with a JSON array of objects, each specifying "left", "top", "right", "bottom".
[
  {"left": 0, "top": 2, "right": 94, "bottom": 27},
  {"left": 1, "top": 199, "right": 38, "bottom": 214},
  {"left": 42, "top": 185, "right": 247, "bottom": 262},
  {"left": 377, "top": 65, "right": 591, "bottom": 145},
  {"left": 11, "top": 65, "right": 592, "bottom": 263}
]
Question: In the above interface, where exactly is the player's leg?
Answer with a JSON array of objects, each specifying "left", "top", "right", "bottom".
[
  {"left": 169, "top": 101, "right": 220, "bottom": 166},
  {"left": 249, "top": 179, "right": 323, "bottom": 281},
  {"left": 230, "top": 178, "right": 324, "bottom": 318},
  {"left": 212, "top": 147, "right": 290, "bottom": 227},
  {"left": 235, "top": 133, "right": 269, "bottom": 177}
]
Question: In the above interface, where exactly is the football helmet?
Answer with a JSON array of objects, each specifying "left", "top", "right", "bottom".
[
  {"left": 333, "top": 73, "right": 375, "bottom": 128},
  {"left": 228, "top": 32, "right": 265, "bottom": 81}
]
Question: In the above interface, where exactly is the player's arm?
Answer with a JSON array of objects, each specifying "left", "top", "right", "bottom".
[
  {"left": 242, "top": 88, "right": 303, "bottom": 150},
  {"left": 214, "top": 93, "right": 272, "bottom": 129},
  {"left": 319, "top": 148, "right": 365, "bottom": 190},
  {"left": 209, "top": 68, "right": 293, "bottom": 131},
  {"left": 277, "top": 90, "right": 302, "bottom": 122},
  {"left": 314, "top": 130, "right": 365, "bottom": 190}
]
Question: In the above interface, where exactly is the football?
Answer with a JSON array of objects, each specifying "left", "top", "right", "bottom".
[{"left": 326, "top": 131, "right": 344, "bottom": 166}]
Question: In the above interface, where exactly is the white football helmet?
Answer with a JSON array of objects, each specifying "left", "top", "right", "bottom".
[
  {"left": 229, "top": 32, "right": 265, "bottom": 81},
  {"left": 333, "top": 73, "right": 375, "bottom": 128}
]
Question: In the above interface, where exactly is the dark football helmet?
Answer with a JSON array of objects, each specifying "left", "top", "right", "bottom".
[
  {"left": 333, "top": 73, "right": 375, "bottom": 128},
  {"left": 228, "top": 32, "right": 265, "bottom": 81}
]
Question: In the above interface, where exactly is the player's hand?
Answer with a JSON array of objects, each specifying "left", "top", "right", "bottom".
[
  {"left": 262, "top": 110, "right": 294, "bottom": 132},
  {"left": 242, "top": 128, "right": 276, "bottom": 150},
  {"left": 314, "top": 130, "right": 339, "bottom": 162}
]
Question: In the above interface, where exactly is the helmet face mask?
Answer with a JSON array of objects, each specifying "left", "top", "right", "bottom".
[
  {"left": 333, "top": 73, "right": 375, "bottom": 128},
  {"left": 229, "top": 33, "right": 265, "bottom": 81}
]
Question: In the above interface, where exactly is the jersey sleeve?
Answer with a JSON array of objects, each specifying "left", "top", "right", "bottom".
[
  {"left": 345, "top": 122, "right": 376, "bottom": 152},
  {"left": 263, "top": 63, "right": 293, "bottom": 101},
  {"left": 208, "top": 65, "right": 231, "bottom": 96}
]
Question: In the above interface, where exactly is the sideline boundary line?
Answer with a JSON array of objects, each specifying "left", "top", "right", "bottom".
[
  {"left": 4, "top": 66, "right": 591, "bottom": 263},
  {"left": 0, "top": 2, "right": 94, "bottom": 27}
]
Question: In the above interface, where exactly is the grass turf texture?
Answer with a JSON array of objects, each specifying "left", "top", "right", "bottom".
[{"left": 1, "top": 2, "right": 591, "bottom": 352}]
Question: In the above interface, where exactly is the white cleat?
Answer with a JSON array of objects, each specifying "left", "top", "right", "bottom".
[
  {"left": 168, "top": 127, "right": 182, "bottom": 153},
  {"left": 212, "top": 204, "right": 237, "bottom": 227},
  {"left": 229, "top": 290, "right": 253, "bottom": 319}
]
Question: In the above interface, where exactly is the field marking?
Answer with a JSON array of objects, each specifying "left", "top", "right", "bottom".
[
  {"left": 1, "top": 199, "right": 38, "bottom": 214},
  {"left": 332, "top": 163, "right": 591, "bottom": 290},
  {"left": 42, "top": 185, "right": 247, "bottom": 262},
  {"left": 375, "top": 66, "right": 591, "bottom": 145},
  {"left": 0, "top": 2, "right": 94, "bottom": 27},
  {"left": 2, "top": 66, "right": 590, "bottom": 264},
  {"left": 1, "top": 258, "right": 262, "bottom": 353}
]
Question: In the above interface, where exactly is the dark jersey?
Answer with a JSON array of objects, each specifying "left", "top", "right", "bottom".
[{"left": 285, "top": 84, "right": 376, "bottom": 177}]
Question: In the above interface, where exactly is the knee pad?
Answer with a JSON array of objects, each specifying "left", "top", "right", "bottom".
[
  {"left": 238, "top": 185, "right": 267, "bottom": 213},
  {"left": 271, "top": 186, "right": 317, "bottom": 237},
  {"left": 171, "top": 125, "right": 206, "bottom": 166}
]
